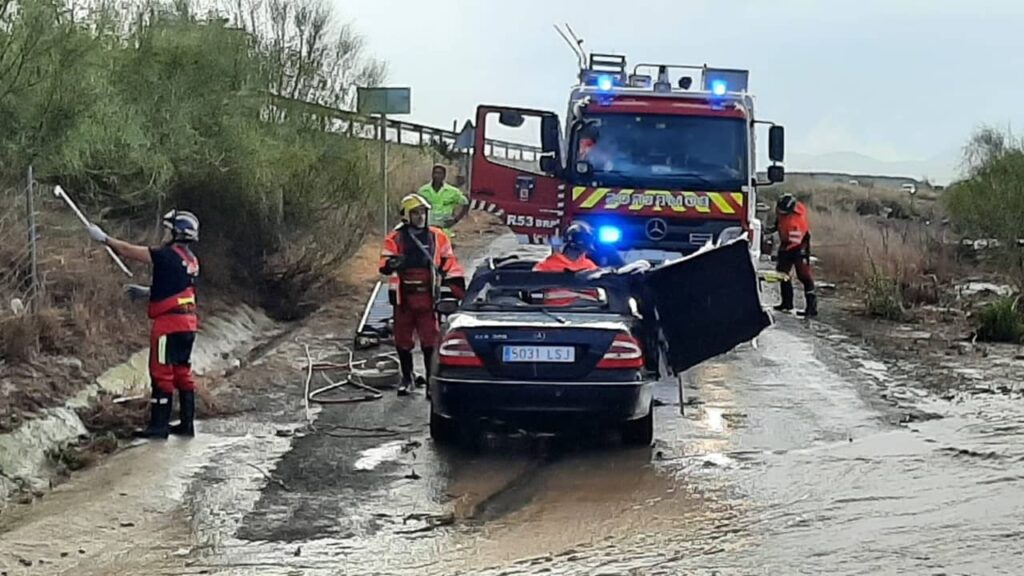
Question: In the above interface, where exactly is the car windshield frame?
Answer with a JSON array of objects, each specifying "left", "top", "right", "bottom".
[
  {"left": 569, "top": 113, "right": 749, "bottom": 190},
  {"left": 462, "top": 268, "right": 634, "bottom": 314},
  {"left": 469, "top": 284, "right": 609, "bottom": 312}
]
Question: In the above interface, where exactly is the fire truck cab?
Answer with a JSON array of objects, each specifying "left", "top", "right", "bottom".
[{"left": 470, "top": 53, "right": 786, "bottom": 264}]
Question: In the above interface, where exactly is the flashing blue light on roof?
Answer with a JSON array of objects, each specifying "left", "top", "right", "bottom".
[
  {"left": 596, "top": 74, "right": 614, "bottom": 91},
  {"left": 598, "top": 225, "right": 622, "bottom": 244},
  {"left": 711, "top": 80, "right": 727, "bottom": 96}
]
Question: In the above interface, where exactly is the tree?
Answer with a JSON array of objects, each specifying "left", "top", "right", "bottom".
[{"left": 945, "top": 127, "right": 1024, "bottom": 288}]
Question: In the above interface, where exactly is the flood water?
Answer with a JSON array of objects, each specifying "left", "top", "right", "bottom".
[{"left": 3, "top": 241, "right": 1024, "bottom": 575}]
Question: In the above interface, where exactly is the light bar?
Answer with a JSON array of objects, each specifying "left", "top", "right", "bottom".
[
  {"left": 581, "top": 71, "right": 627, "bottom": 90},
  {"left": 702, "top": 68, "right": 749, "bottom": 94}
]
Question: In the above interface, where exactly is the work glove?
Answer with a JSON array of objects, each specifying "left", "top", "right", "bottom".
[
  {"left": 87, "top": 223, "right": 108, "bottom": 244},
  {"left": 124, "top": 284, "right": 151, "bottom": 302},
  {"left": 379, "top": 255, "right": 406, "bottom": 275}
]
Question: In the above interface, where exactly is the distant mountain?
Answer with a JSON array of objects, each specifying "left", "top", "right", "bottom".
[{"left": 785, "top": 148, "right": 963, "bottom": 185}]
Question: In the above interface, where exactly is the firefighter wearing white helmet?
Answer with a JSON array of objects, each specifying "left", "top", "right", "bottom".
[
  {"left": 379, "top": 194, "right": 465, "bottom": 395},
  {"left": 87, "top": 209, "right": 201, "bottom": 439}
]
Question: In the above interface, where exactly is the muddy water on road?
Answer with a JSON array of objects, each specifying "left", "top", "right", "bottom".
[
  {"left": 180, "top": 323, "right": 1024, "bottom": 575},
  {"left": 5, "top": 266, "right": 1024, "bottom": 574}
]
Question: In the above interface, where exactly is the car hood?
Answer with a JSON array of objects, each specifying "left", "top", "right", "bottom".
[{"left": 448, "top": 311, "right": 632, "bottom": 332}]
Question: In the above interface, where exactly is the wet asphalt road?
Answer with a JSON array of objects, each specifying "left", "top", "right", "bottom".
[{"left": 3, "top": 238, "right": 1024, "bottom": 575}]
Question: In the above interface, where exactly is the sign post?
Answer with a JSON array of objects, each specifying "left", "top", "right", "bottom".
[{"left": 357, "top": 87, "right": 411, "bottom": 236}]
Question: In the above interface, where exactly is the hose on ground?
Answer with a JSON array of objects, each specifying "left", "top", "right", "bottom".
[{"left": 297, "top": 342, "right": 401, "bottom": 409}]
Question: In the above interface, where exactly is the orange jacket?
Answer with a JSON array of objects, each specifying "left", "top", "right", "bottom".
[
  {"left": 534, "top": 252, "right": 599, "bottom": 273},
  {"left": 778, "top": 201, "right": 810, "bottom": 251},
  {"left": 533, "top": 252, "right": 600, "bottom": 307},
  {"left": 380, "top": 226, "right": 465, "bottom": 305}
]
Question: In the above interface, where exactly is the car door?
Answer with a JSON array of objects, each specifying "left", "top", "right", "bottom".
[
  {"left": 642, "top": 238, "right": 772, "bottom": 374},
  {"left": 471, "top": 106, "right": 566, "bottom": 244}
]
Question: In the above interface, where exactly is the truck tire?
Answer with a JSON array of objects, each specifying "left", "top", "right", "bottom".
[
  {"left": 429, "top": 407, "right": 459, "bottom": 446},
  {"left": 621, "top": 401, "right": 654, "bottom": 447}
]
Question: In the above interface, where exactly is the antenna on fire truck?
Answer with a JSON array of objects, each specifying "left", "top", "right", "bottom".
[{"left": 554, "top": 23, "right": 587, "bottom": 70}]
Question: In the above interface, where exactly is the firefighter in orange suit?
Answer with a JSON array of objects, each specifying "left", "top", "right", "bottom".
[
  {"left": 87, "top": 210, "right": 201, "bottom": 439},
  {"left": 380, "top": 194, "right": 465, "bottom": 395},
  {"left": 773, "top": 193, "right": 817, "bottom": 317},
  {"left": 535, "top": 221, "right": 600, "bottom": 273}
]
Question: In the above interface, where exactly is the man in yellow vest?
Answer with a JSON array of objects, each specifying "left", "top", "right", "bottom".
[{"left": 417, "top": 164, "right": 469, "bottom": 238}]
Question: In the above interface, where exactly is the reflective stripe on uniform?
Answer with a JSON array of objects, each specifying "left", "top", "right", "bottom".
[{"left": 157, "top": 335, "right": 167, "bottom": 365}]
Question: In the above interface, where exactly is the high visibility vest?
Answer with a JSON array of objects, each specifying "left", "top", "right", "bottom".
[
  {"left": 417, "top": 183, "right": 468, "bottom": 236},
  {"left": 534, "top": 252, "right": 598, "bottom": 273},
  {"left": 148, "top": 245, "right": 199, "bottom": 320},
  {"left": 533, "top": 253, "right": 600, "bottom": 307},
  {"left": 778, "top": 202, "right": 810, "bottom": 251},
  {"left": 380, "top": 226, "right": 465, "bottom": 306}
]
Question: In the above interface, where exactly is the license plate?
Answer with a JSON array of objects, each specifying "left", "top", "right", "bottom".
[{"left": 502, "top": 345, "right": 575, "bottom": 363}]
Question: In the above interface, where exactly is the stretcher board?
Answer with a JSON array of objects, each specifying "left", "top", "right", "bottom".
[{"left": 354, "top": 280, "right": 393, "bottom": 349}]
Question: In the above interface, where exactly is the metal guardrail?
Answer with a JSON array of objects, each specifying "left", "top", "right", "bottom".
[{"left": 270, "top": 94, "right": 543, "bottom": 163}]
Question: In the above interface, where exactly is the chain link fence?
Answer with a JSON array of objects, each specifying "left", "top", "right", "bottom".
[{"left": 0, "top": 168, "right": 40, "bottom": 322}]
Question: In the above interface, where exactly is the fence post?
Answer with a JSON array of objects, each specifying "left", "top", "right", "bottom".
[{"left": 26, "top": 165, "right": 39, "bottom": 313}]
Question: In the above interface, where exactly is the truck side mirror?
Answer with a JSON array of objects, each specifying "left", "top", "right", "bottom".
[
  {"left": 541, "top": 115, "right": 561, "bottom": 155},
  {"left": 769, "top": 125, "right": 785, "bottom": 163},
  {"left": 767, "top": 165, "right": 785, "bottom": 183},
  {"left": 499, "top": 111, "right": 525, "bottom": 127},
  {"left": 539, "top": 156, "right": 558, "bottom": 175}
]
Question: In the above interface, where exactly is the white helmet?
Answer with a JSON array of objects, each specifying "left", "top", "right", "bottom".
[{"left": 162, "top": 210, "right": 199, "bottom": 242}]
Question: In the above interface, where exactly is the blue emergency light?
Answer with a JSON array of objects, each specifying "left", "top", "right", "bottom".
[
  {"left": 703, "top": 68, "right": 749, "bottom": 94},
  {"left": 596, "top": 74, "right": 614, "bottom": 91},
  {"left": 598, "top": 225, "right": 623, "bottom": 244}
]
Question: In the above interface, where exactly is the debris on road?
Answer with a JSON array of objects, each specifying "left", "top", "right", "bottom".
[{"left": 244, "top": 463, "right": 291, "bottom": 492}]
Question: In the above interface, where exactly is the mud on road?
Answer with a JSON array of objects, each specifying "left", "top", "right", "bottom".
[{"left": 4, "top": 232, "right": 1024, "bottom": 575}]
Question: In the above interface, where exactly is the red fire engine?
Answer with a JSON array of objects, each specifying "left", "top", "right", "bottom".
[{"left": 470, "top": 51, "right": 786, "bottom": 263}]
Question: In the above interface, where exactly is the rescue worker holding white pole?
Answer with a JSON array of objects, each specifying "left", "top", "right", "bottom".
[
  {"left": 417, "top": 164, "right": 469, "bottom": 239},
  {"left": 379, "top": 194, "right": 465, "bottom": 396},
  {"left": 87, "top": 211, "right": 202, "bottom": 438}
]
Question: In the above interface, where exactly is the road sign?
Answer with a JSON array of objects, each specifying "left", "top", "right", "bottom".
[
  {"left": 454, "top": 120, "right": 475, "bottom": 151},
  {"left": 357, "top": 87, "right": 411, "bottom": 115}
]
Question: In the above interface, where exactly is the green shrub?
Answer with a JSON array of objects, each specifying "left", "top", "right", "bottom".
[
  {"left": 975, "top": 296, "right": 1024, "bottom": 344},
  {"left": 1, "top": 0, "right": 396, "bottom": 320},
  {"left": 863, "top": 271, "right": 905, "bottom": 321}
]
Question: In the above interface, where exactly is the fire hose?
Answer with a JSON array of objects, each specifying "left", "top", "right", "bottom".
[{"left": 298, "top": 342, "right": 402, "bottom": 423}]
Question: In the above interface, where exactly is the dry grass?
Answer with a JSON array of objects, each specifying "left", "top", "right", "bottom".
[{"left": 808, "top": 204, "right": 956, "bottom": 316}]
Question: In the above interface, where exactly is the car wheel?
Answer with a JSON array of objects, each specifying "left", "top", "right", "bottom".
[
  {"left": 429, "top": 407, "right": 459, "bottom": 446},
  {"left": 621, "top": 402, "right": 654, "bottom": 447}
]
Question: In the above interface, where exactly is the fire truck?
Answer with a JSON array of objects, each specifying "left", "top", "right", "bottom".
[{"left": 469, "top": 52, "right": 786, "bottom": 263}]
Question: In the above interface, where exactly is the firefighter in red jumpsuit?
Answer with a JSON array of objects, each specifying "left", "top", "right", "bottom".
[
  {"left": 380, "top": 194, "right": 465, "bottom": 396},
  {"left": 88, "top": 210, "right": 201, "bottom": 438},
  {"left": 773, "top": 193, "right": 818, "bottom": 317}
]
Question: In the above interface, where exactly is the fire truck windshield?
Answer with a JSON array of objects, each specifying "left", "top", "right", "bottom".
[{"left": 572, "top": 114, "right": 748, "bottom": 190}]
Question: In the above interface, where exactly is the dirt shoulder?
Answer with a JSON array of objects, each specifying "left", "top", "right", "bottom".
[{"left": 817, "top": 285, "right": 1024, "bottom": 400}]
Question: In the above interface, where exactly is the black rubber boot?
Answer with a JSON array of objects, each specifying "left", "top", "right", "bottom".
[
  {"left": 798, "top": 292, "right": 819, "bottom": 318},
  {"left": 170, "top": 391, "right": 196, "bottom": 437},
  {"left": 397, "top": 349, "right": 414, "bottom": 396},
  {"left": 133, "top": 389, "right": 172, "bottom": 439},
  {"left": 774, "top": 281, "right": 794, "bottom": 312},
  {"left": 420, "top": 347, "right": 435, "bottom": 388}
]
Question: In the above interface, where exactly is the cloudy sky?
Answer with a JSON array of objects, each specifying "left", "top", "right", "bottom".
[{"left": 336, "top": 0, "right": 1022, "bottom": 182}]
